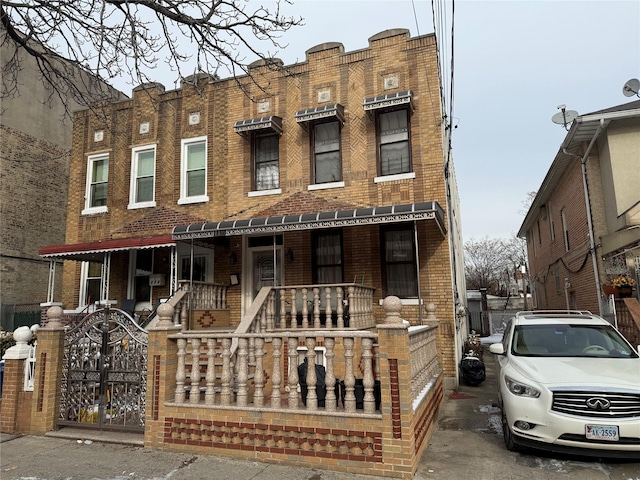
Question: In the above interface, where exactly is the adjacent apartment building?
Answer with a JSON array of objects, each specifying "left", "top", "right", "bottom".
[
  {"left": 0, "top": 25, "right": 126, "bottom": 330},
  {"left": 519, "top": 100, "right": 640, "bottom": 313},
  {"left": 39, "top": 29, "right": 467, "bottom": 385}
]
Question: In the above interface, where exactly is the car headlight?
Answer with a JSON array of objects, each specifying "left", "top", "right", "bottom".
[{"left": 505, "top": 376, "right": 540, "bottom": 398}]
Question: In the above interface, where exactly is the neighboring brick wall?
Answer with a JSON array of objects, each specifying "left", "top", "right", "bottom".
[{"left": 0, "top": 125, "right": 68, "bottom": 308}]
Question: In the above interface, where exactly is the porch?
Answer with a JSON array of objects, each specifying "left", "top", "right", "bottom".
[{"left": 4, "top": 289, "right": 444, "bottom": 479}]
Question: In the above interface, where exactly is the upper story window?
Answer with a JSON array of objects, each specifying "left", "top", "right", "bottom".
[
  {"left": 561, "top": 209, "right": 570, "bottom": 251},
  {"left": 381, "top": 224, "right": 418, "bottom": 298},
  {"left": 313, "top": 230, "right": 343, "bottom": 284},
  {"left": 129, "top": 145, "right": 156, "bottom": 209},
  {"left": 254, "top": 132, "right": 280, "bottom": 191},
  {"left": 82, "top": 153, "right": 109, "bottom": 215},
  {"left": 378, "top": 109, "right": 411, "bottom": 176},
  {"left": 313, "top": 121, "right": 342, "bottom": 184},
  {"left": 179, "top": 136, "right": 208, "bottom": 204}
]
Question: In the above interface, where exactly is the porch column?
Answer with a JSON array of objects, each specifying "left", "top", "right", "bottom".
[
  {"left": 100, "top": 252, "right": 111, "bottom": 303},
  {"left": 29, "top": 306, "right": 66, "bottom": 435},
  {"left": 46, "top": 260, "right": 56, "bottom": 304},
  {"left": 169, "top": 245, "right": 177, "bottom": 295}
]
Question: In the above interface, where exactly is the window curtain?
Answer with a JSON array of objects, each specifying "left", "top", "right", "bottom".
[
  {"left": 314, "top": 122, "right": 341, "bottom": 183},
  {"left": 384, "top": 229, "right": 417, "bottom": 297},
  {"left": 255, "top": 134, "right": 279, "bottom": 190},
  {"left": 380, "top": 110, "right": 409, "bottom": 175},
  {"left": 315, "top": 232, "right": 342, "bottom": 284}
]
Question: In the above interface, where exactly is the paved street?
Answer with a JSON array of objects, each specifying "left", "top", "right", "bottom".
[{"left": 2, "top": 352, "right": 639, "bottom": 479}]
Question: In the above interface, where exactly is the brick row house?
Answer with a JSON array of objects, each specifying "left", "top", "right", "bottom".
[
  {"left": 518, "top": 100, "right": 640, "bottom": 343},
  {"left": 39, "top": 28, "right": 467, "bottom": 384},
  {"left": 0, "top": 29, "right": 468, "bottom": 477}
]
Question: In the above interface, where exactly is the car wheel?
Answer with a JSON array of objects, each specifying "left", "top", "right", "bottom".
[{"left": 501, "top": 411, "right": 518, "bottom": 452}]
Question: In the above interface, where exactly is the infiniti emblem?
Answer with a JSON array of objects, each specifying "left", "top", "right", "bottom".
[{"left": 586, "top": 397, "right": 611, "bottom": 411}]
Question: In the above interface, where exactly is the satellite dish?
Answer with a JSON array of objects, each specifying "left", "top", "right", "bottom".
[
  {"left": 622, "top": 78, "right": 640, "bottom": 97},
  {"left": 551, "top": 105, "right": 578, "bottom": 130}
]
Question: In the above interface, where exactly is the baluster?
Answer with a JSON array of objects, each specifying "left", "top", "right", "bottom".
[
  {"left": 175, "top": 338, "right": 187, "bottom": 403},
  {"left": 236, "top": 337, "right": 249, "bottom": 407},
  {"left": 324, "top": 287, "right": 332, "bottom": 329},
  {"left": 220, "top": 338, "right": 232, "bottom": 405},
  {"left": 290, "top": 288, "right": 298, "bottom": 329},
  {"left": 271, "top": 337, "right": 282, "bottom": 408},
  {"left": 221, "top": 285, "right": 227, "bottom": 309},
  {"left": 190, "top": 337, "right": 201, "bottom": 404},
  {"left": 348, "top": 286, "right": 355, "bottom": 329},
  {"left": 313, "top": 287, "right": 321, "bottom": 329},
  {"left": 362, "top": 337, "right": 375, "bottom": 413},
  {"left": 279, "top": 289, "right": 287, "bottom": 329},
  {"left": 336, "top": 287, "right": 344, "bottom": 329},
  {"left": 266, "top": 290, "right": 275, "bottom": 332},
  {"left": 305, "top": 337, "right": 318, "bottom": 410},
  {"left": 205, "top": 338, "right": 216, "bottom": 405},
  {"left": 301, "top": 288, "right": 309, "bottom": 328},
  {"left": 287, "top": 337, "right": 299, "bottom": 408},
  {"left": 343, "top": 337, "right": 356, "bottom": 413},
  {"left": 248, "top": 336, "right": 256, "bottom": 366},
  {"left": 180, "top": 300, "right": 188, "bottom": 331},
  {"left": 324, "top": 337, "right": 336, "bottom": 411},
  {"left": 259, "top": 304, "right": 267, "bottom": 334},
  {"left": 254, "top": 337, "right": 265, "bottom": 407}
]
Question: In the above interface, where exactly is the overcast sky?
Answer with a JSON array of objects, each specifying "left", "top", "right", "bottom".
[{"left": 118, "top": 0, "right": 640, "bottom": 242}]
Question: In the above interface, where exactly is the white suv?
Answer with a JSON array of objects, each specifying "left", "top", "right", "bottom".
[{"left": 489, "top": 310, "right": 640, "bottom": 459}]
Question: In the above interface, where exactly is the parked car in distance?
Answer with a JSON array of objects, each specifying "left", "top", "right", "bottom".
[{"left": 489, "top": 310, "right": 640, "bottom": 459}]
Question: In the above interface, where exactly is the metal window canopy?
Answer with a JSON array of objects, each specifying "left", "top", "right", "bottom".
[
  {"left": 233, "top": 116, "right": 283, "bottom": 138},
  {"left": 295, "top": 104, "right": 345, "bottom": 128},
  {"left": 363, "top": 90, "right": 413, "bottom": 115},
  {"left": 172, "top": 201, "right": 446, "bottom": 240}
]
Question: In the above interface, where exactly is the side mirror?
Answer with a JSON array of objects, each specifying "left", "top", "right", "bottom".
[{"left": 489, "top": 343, "right": 505, "bottom": 355}]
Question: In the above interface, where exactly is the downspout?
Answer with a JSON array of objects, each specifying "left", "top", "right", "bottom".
[{"left": 562, "top": 117, "right": 605, "bottom": 314}]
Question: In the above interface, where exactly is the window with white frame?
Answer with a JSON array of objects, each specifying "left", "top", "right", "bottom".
[
  {"left": 82, "top": 153, "right": 109, "bottom": 214},
  {"left": 80, "top": 261, "right": 102, "bottom": 305},
  {"left": 179, "top": 136, "right": 208, "bottom": 204},
  {"left": 378, "top": 109, "right": 411, "bottom": 176},
  {"left": 254, "top": 132, "right": 280, "bottom": 191},
  {"left": 129, "top": 145, "right": 156, "bottom": 209}
]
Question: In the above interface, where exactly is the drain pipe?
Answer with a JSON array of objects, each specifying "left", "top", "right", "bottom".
[{"left": 562, "top": 118, "right": 605, "bottom": 314}]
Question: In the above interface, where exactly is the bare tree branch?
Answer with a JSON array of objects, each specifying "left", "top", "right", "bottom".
[{"left": 1, "top": 0, "right": 303, "bottom": 119}]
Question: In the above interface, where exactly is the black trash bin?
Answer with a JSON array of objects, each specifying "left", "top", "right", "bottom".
[
  {"left": 459, "top": 355, "right": 485, "bottom": 386},
  {"left": 298, "top": 358, "right": 333, "bottom": 407},
  {"left": 340, "top": 379, "right": 381, "bottom": 410}
]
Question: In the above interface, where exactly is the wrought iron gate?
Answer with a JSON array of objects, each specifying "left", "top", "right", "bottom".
[{"left": 59, "top": 306, "right": 148, "bottom": 431}]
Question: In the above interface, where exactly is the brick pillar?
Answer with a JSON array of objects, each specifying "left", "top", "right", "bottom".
[
  {"left": 375, "top": 296, "right": 417, "bottom": 477},
  {"left": 145, "top": 303, "right": 181, "bottom": 448},
  {"left": 30, "top": 306, "right": 66, "bottom": 435},
  {"left": 0, "top": 327, "right": 34, "bottom": 434}
]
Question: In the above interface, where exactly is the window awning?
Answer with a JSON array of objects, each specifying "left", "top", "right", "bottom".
[
  {"left": 295, "top": 104, "right": 345, "bottom": 125},
  {"left": 233, "top": 116, "right": 283, "bottom": 137},
  {"left": 172, "top": 202, "right": 445, "bottom": 240},
  {"left": 363, "top": 90, "right": 413, "bottom": 112},
  {"left": 39, "top": 234, "right": 175, "bottom": 262}
]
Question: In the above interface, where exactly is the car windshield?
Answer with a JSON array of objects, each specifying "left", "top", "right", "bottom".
[{"left": 512, "top": 324, "right": 638, "bottom": 358}]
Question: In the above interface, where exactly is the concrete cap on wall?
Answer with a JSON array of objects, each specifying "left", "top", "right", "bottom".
[
  {"left": 305, "top": 42, "right": 344, "bottom": 59},
  {"left": 368, "top": 28, "right": 410, "bottom": 44}
]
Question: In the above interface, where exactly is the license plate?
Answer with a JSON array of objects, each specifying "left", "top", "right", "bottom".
[{"left": 585, "top": 424, "right": 619, "bottom": 441}]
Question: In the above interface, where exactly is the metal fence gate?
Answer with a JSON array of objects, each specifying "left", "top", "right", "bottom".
[{"left": 59, "top": 306, "right": 148, "bottom": 431}]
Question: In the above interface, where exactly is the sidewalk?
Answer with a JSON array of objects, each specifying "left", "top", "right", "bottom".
[{"left": 2, "top": 353, "right": 639, "bottom": 479}]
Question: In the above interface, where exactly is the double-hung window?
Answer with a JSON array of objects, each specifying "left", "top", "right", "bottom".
[
  {"left": 313, "top": 121, "right": 341, "bottom": 184},
  {"left": 179, "top": 136, "right": 208, "bottom": 204},
  {"left": 129, "top": 145, "right": 156, "bottom": 209},
  {"left": 381, "top": 225, "right": 418, "bottom": 298},
  {"left": 82, "top": 153, "right": 109, "bottom": 214},
  {"left": 313, "top": 231, "right": 343, "bottom": 284},
  {"left": 378, "top": 109, "right": 411, "bottom": 176},
  {"left": 254, "top": 132, "right": 280, "bottom": 191}
]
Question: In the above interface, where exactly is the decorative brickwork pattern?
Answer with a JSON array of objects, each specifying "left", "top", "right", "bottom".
[
  {"left": 164, "top": 417, "right": 383, "bottom": 462},
  {"left": 389, "top": 358, "right": 402, "bottom": 439}
]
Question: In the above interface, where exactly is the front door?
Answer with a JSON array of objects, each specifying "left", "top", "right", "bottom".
[{"left": 252, "top": 249, "right": 283, "bottom": 297}]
